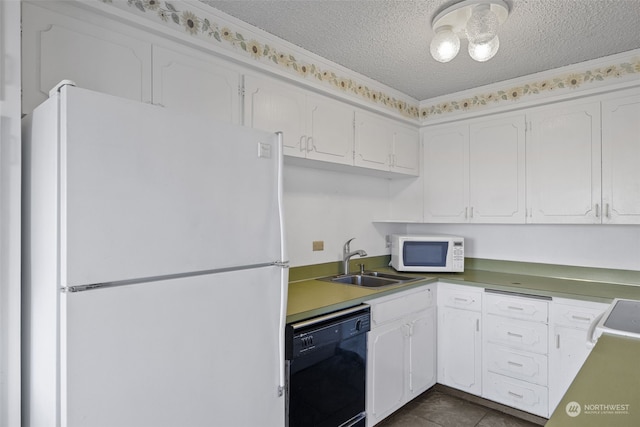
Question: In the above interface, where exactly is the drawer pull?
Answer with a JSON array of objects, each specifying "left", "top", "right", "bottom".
[
  {"left": 571, "top": 315, "right": 591, "bottom": 322},
  {"left": 507, "top": 331, "right": 523, "bottom": 338},
  {"left": 454, "top": 297, "right": 469, "bottom": 303},
  {"left": 507, "top": 305, "right": 524, "bottom": 311},
  {"left": 508, "top": 391, "right": 524, "bottom": 399},
  {"left": 507, "top": 360, "right": 524, "bottom": 368}
]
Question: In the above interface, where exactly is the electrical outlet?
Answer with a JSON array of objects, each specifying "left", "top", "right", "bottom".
[{"left": 312, "top": 241, "right": 324, "bottom": 251}]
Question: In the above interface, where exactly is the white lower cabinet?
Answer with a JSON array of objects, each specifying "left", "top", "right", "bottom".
[
  {"left": 366, "top": 285, "right": 436, "bottom": 427},
  {"left": 366, "top": 283, "right": 610, "bottom": 422},
  {"left": 548, "top": 298, "right": 608, "bottom": 414},
  {"left": 437, "top": 284, "right": 483, "bottom": 395},
  {"left": 484, "top": 371, "right": 549, "bottom": 416},
  {"left": 483, "top": 292, "right": 549, "bottom": 417}
]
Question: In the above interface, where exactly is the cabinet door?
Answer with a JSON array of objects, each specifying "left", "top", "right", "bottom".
[
  {"left": 22, "top": 2, "right": 152, "bottom": 114},
  {"left": 438, "top": 307, "right": 482, "bottom": 395},
  {"left": 244, "top": 75, "right": 306, "bottom": 157},
  {"left": 469, "top": 115, "right": 526, "bottom": 223},
  {"left": 152, "top": 45, "right": 240, "bottom": 124},
  {"left": 548, "top": 299, "right": 607, "bottom": 413},
  {"left": 407, "top": 308, "right": 436, "bottom": 398},
  {"left": 354, "top": 110, "right": 393, "bottom": 171},
  {"left": 367, "top": 322, "right": 407, "bottom": 426},
  {"left": 548, "top": 326, "right": 593, "bottom": 414},
  {"left": 602, "top": 92, "right": 640, "bottom": 224},
  {"left": 391, "top": 125, "right": 420, "bottom": 176},
  {"left": 527, "top": 102, "right": 602, "bottom": 223},
  {"left": 306, "top": 94, "right": 354, "bottom": 165},
  {"left": 423, "top": 125, "right": 469, "bottom": 222}
]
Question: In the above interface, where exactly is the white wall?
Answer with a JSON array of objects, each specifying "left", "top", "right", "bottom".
[
  {"left": 407, "top": 223, "right": 640, "bottom": 271},
  {"left": 283, "top": 164, "right": 405, "bottom": 267},
  {"left": 284, "top": 163, "right": 640, "bottom": 272}
]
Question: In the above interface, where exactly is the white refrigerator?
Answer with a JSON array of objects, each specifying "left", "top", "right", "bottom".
[{"left": 22, "top": 83, "right": 288, "bottom": 427}]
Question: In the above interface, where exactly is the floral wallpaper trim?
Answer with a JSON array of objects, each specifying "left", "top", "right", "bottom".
[
  {"left": 419, "top": 59, "right": 640, "bottom": 119},
  {"left": 104, "top": 0, "right": 419, "bottom": 119},
  {"left": 103, "top": 1, "right": 640, "bottom": 121}
]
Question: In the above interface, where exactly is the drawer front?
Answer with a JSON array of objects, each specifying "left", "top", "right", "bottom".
[
  {"left": 370, "top": 286, "right": 433, "bottom": 326},
  {"left": 551, "top": 301, "right": 608, "bottom": 329},
  {"left": 485, "top": 343, "right": 548, "bottom": 386},
  {"left": 485, "top": 293, "right": 548, "bottom": 323},
  {"left": 438, "top": 284, "right": 482, "bottom": 312},
  {"left": 485, "top": 315, "right": 548, "bottom": 354},
  {"left": 484, "top": 371, "right": 548, "bottom": 417}
]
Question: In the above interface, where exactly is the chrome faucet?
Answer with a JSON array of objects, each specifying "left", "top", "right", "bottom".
[{"left": 343, "top": 238, "right": 367, "bottom": 275}]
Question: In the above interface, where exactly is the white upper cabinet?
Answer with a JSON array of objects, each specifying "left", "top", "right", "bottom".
[
  {"left": 601, "top": 90, "right": 640, "bottom": 224},
  {"left": 469, "top": 114, "right": 526, "bottom": 223},
  {"left": 355, "top": 110, "right": 394, "bottom": 171},
  {"left": 152, "top": 45, "right": 241, "bottom": 124},
  {"left": 244, "top": 74, "right": 307, "bottom": 157},
  {"left": 526, "top": 101, "right": 602, "bottom": 223},
  {"left": 423, "top": 124, "right": 469, "bottom": 222},
  {"left": 306, "top": 94, "right": 355, "bottom": 165},
  {"left": 423, "top": 114, "right": 525, "bottom": 223},
  {"left": 391, "top": 124, "right": 421, "bottom": 175},
  {"left": 244, "top": 74, "right": 354, "bottom": 165},
  {"left": 355, "top": 110, "right": 420, "bottom": 176},
  {"left": 22, "top": 2, "right": 152, "bottom": 114}
]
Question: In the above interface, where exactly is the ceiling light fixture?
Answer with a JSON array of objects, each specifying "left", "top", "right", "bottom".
[{"left": 430, "top": 0, "right": 509, "bottom": 63}]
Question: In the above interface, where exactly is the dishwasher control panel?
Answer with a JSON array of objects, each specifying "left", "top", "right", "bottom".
[{"left": 285, "top": 305, "right": 370, "bottom": 359}]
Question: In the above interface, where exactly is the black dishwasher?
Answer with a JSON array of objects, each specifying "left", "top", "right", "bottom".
[{"left": 285, "top": 305, "right": 370, "bottom": 427}]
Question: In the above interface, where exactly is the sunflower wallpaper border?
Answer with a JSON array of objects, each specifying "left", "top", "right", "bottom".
[{"left": 100, "top": 0, "right": 640, "bottom": 121}]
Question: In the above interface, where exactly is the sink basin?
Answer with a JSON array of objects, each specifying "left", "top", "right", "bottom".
[
  {"left": 329, "top": 275, "right": 397, "bottom": 287},
  {"left": 361, "top": 271, "right": 417, "bottom": 281},
  {"left": 319, "top": 271, "right": 423, "bottom": 288}
]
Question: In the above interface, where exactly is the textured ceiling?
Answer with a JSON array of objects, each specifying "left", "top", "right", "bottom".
[{"left": 200, "top": 0, "right": 640, "bottom": 100}]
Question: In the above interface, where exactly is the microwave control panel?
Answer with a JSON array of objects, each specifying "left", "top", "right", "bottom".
[{"left": 452, "top": 241, "right": 464, "bottom": 270}]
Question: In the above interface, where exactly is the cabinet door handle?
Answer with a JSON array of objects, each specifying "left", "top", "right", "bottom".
[
  {"left": 507, "top": 331, "right": 523, "bottom": 338},
  {"left": 465, "top": 207, "right": 468, "bottom": 219},
  {"left": 300, "top": 136, "right": 307, "bottom": 152},
  {"left": 508, "top": 391, "right": 524, "bottom": 399},
  {"left": 571, "top": 315, "right": 591, "bottom": 322},
  {"left": 470, "top": 206, "right": 474, "bottom": 218},
  {"left": 476, "top": 319, "right": 480, "bottom": 332},
  {"left": 507, "top": 360, "right": 524, "bottom": 367},
  {"left": 307, "top": 136, "right": 315, "bottom": 152},
  {"left": 595, "top": 203, "right": 600, "bottom": 218},
  {"left": 507, "top": 305, "right": 524, "bottom": 311},
  {"left": 606, "top": 203, "right": 611, "bottom": 218},
  {"left": 556, "top": 334, "right": 560, "bottom": 349}
]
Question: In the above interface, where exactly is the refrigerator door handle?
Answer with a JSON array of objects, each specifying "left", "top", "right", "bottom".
[{"left": 275, "top": 131, "right": 288, "bottom": 398}]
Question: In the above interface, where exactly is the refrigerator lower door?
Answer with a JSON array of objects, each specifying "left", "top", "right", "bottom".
[{"left": 60, "top": 266, "right": 286, "bottom": 427}]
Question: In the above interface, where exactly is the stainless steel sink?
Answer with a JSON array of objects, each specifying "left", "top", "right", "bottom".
[
  {"left": 319, "top": 271, "right": 423, "bottom": 288},
  {"left": 361, "top": 271, "right": 417, "bottom": 281}
]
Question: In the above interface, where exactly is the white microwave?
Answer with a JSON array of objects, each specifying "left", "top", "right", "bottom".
[{"left": 391, "top": 234, "right": 464, "bottom": 272}]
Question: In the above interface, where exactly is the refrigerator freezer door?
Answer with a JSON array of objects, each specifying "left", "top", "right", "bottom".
[
  {"left": 60, "top": 266, "right": 286, "bottom": 427},
  {"left": 57, "top": 85, "right": 282, "bottom": 286}
]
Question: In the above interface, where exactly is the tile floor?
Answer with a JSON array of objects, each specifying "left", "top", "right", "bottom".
[{"left": 376, "top": 388, "right": 544, "bottom": 427}]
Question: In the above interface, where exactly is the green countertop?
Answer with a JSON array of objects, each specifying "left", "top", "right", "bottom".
[
  {"left": 287, "top": 264, "right": 640, "bottom": 323},
  {"left": 545, "top": 334, "right": 640, "bottom": 427}
]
